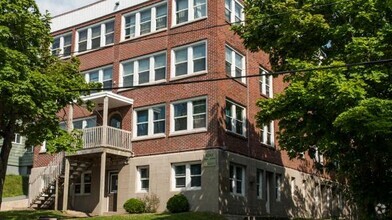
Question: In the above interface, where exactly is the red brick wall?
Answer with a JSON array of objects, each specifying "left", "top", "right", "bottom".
[{"left": 35, "top": 0, "right": 318, "bottom": 176}]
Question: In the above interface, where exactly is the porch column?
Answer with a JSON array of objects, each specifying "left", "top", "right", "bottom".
[
  {"left": 98, "top": 151, "right": 107, "bottom": 215},
  {"left": 102, "top": 96, "right": 109, "bottom": 145},
  {"left": 54, "top": 179, "right": 59, "bottom": 210},
  {"left": 62, "top": 158, "right": 70, "bottom": 211}
]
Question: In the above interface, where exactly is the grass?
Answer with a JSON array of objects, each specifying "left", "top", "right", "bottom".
[
  {"left": 0, "top": 210, "right": 227, "bottom": 220},
  {"left": 2, "top": 175, "right": 29, "bottom": 198}
]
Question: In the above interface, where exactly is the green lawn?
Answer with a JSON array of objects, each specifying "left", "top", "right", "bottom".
[
  {"left": 0, "top": 210, "right": 227, "bottom": 220},
  {"left": 2, "top": 175, "right": 29, "bottom": 198}
]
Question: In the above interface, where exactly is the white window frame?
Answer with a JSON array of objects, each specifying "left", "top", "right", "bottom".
[
  {"left": 51, "top": 33, "right": 72, "bottom": 57},
  {"left": 229, "top": 164, "right": 245, "bottom": 196},
  {"left": 172, "top": 162, "right": 202, "bottom": 191},
  {"left": 122, "top": 2, "right": 167, "bottom": 41},
  {"left": 84, "top": 65, "right": 113, "bottom": 90},
  {"left": 12, "top": 133, "right": 22, "bottom": 144},
  {"left": 39, "top": 141, "right": 47, "bottom": 153},
  {"left": 75, "top": 171, "right": 92, "bottom": 195},
  {"left": 260, "top": 121, "right": 274, "bottom": 147},
  {"left": 171, "top": 41, "right": 207, "bottom": 79},
  {"left": 225, "top": 100, "right": 247, "bottom": 136},
  {"left": 172, "top": 0, "right": 207, "bottom": 26},
  {"left": 259, "top": 67, "right": 273, "bottom": 98},
  {"left": 256, "top": 169, "right": 263, "bottom": 199},
  {"left": 275, "top": 174, "right": 282, "bottom": 202},
  {"left": 60, "top": 116, "right": 97, "bottom": 130},
  {"left": 225, "top": 0, "right": 244, "bottom": 24},
  {"left": 170, "top": 97, "right": 207, "bottom": 135},
  {"left": 120, "top": 51, "right": 167, "bottom": 88},
  {"left": 315, "top": 147, "right": 324, "bottom": 165},
  {"left": 133, "top": 104, "right": 166, "bottom": 139},
  {"left": 75, "top": 19, "right": 115, "bottom": 54},
  {"left": 137, "top": 166, "right": 150, "bottom": 192},
  {"left": 225, "top": 45, "right": 246, "bottom": 83}
]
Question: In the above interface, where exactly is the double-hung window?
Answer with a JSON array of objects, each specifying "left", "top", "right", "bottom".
[
  {"left": 134, "top": 105, "right": 165, "bottom": 138},
  {"left": 137, "top": 166, "right": 149, "bottom": 192},
  {"left": 12, "top": 133, "right": 22, "bottom": 144},
  {"left": 256, "top": 169, "right": 263, "bottom": 199},
  {"left": 174, "top": 0, "right": 207, "bottom": 25},
  {"left": 259, "top": 67, "right": 273, "bottom": 97},
  {"left": 225, "top": 0, "right": 244, "bottom": 23},
  {"left": 225, "top": 46, "right": 245, "bottom": 83},
  {"left": 123, "top": 3, "right": 167, "bottom": 40},
  {"left": 260, "top": 121, "right": 274, "bottom": 147},
  {"left": 172, "top": 41, "right": 207, "bottom": 78},
  {"left": 84, "top": 66, "right": 113, "bottom": 92},
  {"left": 171, "top": 98, "right": 207, "bottom": 133},
  {"left": 75, "top": 172, "right": 92, "bottom": 195},
  {"left": 60, "top": 117, "right": 97, "bottom": 130},
  {"left": 76, "top": 20, "right": 115, "bottom": 53},
  {"left": 229, "top": 164, "right": 245, "bottom": 195},
  {"left": 51, "top": 33, "right": 72, "bottom": 57},
  {"left": 225, "top": 100, "right": 246, "bottom": 136},
  {"left": 121, "top": 52, "right": 166, "bottom": 87},
  {"left": 173, "top": 163, "right": 201, "bottom": 190}
]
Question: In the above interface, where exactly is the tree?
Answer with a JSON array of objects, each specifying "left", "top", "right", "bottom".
[
  {"left": 233, "top": 0, "right": 392, "bottom": 217},
  {"left": 0, "top": 0, "right": 95, "bottom": 208}
]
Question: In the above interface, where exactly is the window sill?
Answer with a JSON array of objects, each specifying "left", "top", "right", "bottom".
[
  {"left": 171, "top": 17, "right": 208, "bottom": 30},
  {"left": 132, "top": 134, "right": 166, "bottom": 142},
  {"left": 260, "top": 142, "right": 275, "bottom": 150},
  {"left": 171, "top": 187, "right": 201, "bottom": 192},
  {"left": 225, "top": 130, "right": 247, "bottom": 139},
  {"left": 117, "top": 79, "right": 167, "bottom": 93},
  {"left": 169, "top": 128, "right": 207, "bottom": 137},
  {"left": 230, "top": 193, "right": 245, "bottom": 197},
  {"left": 170, "top": 71, "right": 207, "bottom": 82},
  {"left": 75, "top": 193, "right": 91, "bottom": 196},
  {"left": 227, "top": 75, "right": 247, "bottom": 87},
  {"left": 74, "top": 43, "right": 114, "bottom": 57},
  {"left": 260, "top": 93, "right": 273, "bottom": 99},
  {"left": 120, "top": 28, "right": 167, "bottom": 44}
]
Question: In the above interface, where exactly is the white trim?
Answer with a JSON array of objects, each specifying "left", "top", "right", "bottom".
[
  {"left": 259, "top": 67, "right": 273, "bottom": 98},
  {"left": 171, "top": 162, "right": 202, "bottom": 191},
  {"left": 51, "top": 33, "right": 72, "bottom": 58},
  {"left": 133, "top": 104, "right": 166, "bottom": 138},
  {"left": 225, "top": 0, "right": 244, "bottom": 24},
  {"left": 121, "top": 2, "right": 168, "bottom": 41},
  {"left": 225, "top": 45, "right": 246, "bottom": 84},
  {"left": 225, "top": 99, "right": 247, "bottom": 137},
  {"left": 229, "top": 163, "right": 245, "bottom": 196},
  {"left": 75, "top": 19, "right": 115, "bottom": 55},
  {"left": 256, "top": 169, "right": 263, "bottom": 199},
  {"left": 136, "top": 166, "right": 150, "bottom": 193},
  {"left": 172, "top": 0, "right": 207, "bottom": 27},
  {"left": 260, "top": 121, "right": 274, "bottom": 147},
  {"left": 170, "top": 96, "right": 208, "bottom": 135},
  {"left": 81, "top": 91, "right": 134, "bottom": 105},
  {"left": 75, "top": 171, "right": 92, "bottom": 195},
  {"left": 171, "top": 40, "right": 208, "bottom": 79}
]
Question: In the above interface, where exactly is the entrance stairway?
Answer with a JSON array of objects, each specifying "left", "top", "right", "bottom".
[{"left": 29, "top": 152, "right": 91, "bottom": 209}]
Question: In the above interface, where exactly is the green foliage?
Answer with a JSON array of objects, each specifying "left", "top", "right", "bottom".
[
  {"left": 0, "top": 0, "right": 96, "bottom": 206},
  {"left": 2, "top": 175, "right": 28, "bottom": 198},
  {"left": 166, "top": 194, "right": 189, "bottom": 213},
  {"left": 142, "top": 193, "right": 160, "bottom": 213},
  {"left": 123, "top": 198, "right": 146, "bottom": 214},
  {"left": 234, "top": 0, "right": 392, "bottom": 217}
]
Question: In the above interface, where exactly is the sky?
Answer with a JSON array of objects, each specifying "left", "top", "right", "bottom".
[{"left": 35, "top": 0, "right": 99, "bottom": 16}]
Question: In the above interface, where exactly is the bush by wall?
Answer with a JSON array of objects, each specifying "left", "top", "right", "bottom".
[
  {"left": 142, "top": 193, "right": 160, "bottom": 213},
  {"left": 166, "top": 194, "right": 189, "bottom": 213},
  {"left": 123, "top": 198, "right": 145, "bottom": 213}
]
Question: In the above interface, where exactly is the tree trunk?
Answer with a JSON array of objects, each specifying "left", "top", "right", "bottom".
[{"left": 0, "top": 134, "right": 13, "bottom": 210}]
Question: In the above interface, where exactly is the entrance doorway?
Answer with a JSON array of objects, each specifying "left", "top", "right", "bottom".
[{"left": 108, "top": 171, "right": 118, "bottom": 212}]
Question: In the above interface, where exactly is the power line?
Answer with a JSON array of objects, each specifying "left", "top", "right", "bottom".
[{"left": 67, "top": 58, "right": 392, "bottom": 92}]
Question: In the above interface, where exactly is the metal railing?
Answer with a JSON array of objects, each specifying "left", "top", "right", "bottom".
[
  {"left": 29, "top": 151, "right": 65, "bottom": 206},
  {"left": 82, "top": 126, "right": 132, "bottom": 150}
]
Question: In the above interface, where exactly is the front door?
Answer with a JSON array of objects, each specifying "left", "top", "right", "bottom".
[{"left": 108, "top": 171, "right": 118, "bottom": 212}]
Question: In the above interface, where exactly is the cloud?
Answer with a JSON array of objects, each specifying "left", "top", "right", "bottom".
[{"left": 36, "top": 0, "right": 98, "bottom": 16}]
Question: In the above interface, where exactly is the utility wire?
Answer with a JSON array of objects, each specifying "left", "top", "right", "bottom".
[{"left": 67, "top": 58, "right": 392, "bottom": 92}]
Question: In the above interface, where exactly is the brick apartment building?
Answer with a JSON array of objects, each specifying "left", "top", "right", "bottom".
[{"left": 29, "top": 0, "right": 348, "bottom": 218}]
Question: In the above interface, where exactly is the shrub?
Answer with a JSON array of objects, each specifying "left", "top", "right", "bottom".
[
  {"left": 123, "top": 198, "right": 145, "bottom": 213},
  {"left": 142, "top": 193, "right": 160, "bottom": 213},
  {"left": 166, "top": 194, "right": 189, "bottom": 213}
]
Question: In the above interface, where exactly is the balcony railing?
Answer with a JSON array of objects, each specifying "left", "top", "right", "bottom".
[{"left": 82, "top": 126, "right": 132, "bottom": 151}]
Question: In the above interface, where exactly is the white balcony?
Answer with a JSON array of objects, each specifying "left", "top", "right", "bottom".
[{"left": 82, "top": 126, "right": 132, "bottom": 150}]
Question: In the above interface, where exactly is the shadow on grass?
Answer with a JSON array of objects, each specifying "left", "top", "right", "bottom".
[
  {"left": 0, "top": 210, "right": 65, "bottom": 220},
  {"left": 152, "top": 212, "right": 227, "bottom": 220}
]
